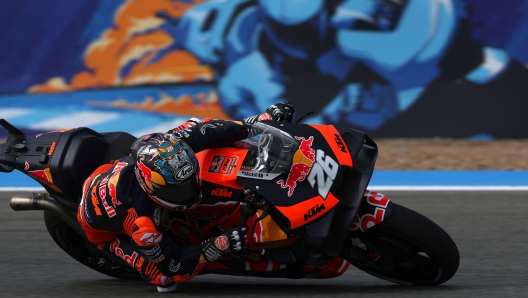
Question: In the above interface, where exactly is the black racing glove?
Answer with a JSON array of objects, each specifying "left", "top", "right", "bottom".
[
  {"left": 265, "top": 102, "right": 295, "bottom": 122},
  {"left": 201, "top": 226, "right": 247, "bottom": 262},
  {"left": 242, "top": 102, "right": 296, "bottom": 129}
]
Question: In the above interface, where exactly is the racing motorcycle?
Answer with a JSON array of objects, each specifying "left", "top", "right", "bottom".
[{"left": 0, "top": 118, "right": 459, "bottom": 286}]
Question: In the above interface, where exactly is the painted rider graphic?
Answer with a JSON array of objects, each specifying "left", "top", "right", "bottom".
[{"left": 164, "top": 0, "right": 514, "bottom": 136}]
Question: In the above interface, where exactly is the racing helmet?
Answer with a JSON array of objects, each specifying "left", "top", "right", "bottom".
[{"left": 131, "top": 133, "right": 201, "bottom": 210}]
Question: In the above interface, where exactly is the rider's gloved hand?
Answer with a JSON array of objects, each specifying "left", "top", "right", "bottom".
[
  {"left": 172, "top": 117, "right": 200, "bottom": 132},
  {"left": 242, "top": 102, "right": 296, "bottom": 129},
  {"left": 265, "top": 102, "right": 295, "bottom": 122},
  {"left": 201, "top": 226, "right": 247, "bottom": 262}
]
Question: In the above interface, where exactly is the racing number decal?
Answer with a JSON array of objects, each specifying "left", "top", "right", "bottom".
[{"left": 307, "top": 149, "right": 338, "bottom": 199}]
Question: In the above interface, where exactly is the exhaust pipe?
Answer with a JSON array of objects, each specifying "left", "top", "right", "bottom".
[{"left": 10, "top": 194, "right": 87, "bottom": 239}]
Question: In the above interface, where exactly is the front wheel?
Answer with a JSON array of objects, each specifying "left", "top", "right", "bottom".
[{"left": 341, "top": 203, "right": 459, "bottom": 285}]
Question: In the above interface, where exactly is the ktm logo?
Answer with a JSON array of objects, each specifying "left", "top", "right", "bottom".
[
  {"left": 304, "top": 203, "right": 325, "bottom": 221},
  {"left": 334, "top": 134, "right": 348, "bottom": 153},
  {"left": 210, "top": 188, "right": 233, "bottom": 198}
]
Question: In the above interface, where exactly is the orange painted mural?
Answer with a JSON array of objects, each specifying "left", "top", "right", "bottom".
[{"left": 30, "top": 0, "right": 212, "bottom": 93}]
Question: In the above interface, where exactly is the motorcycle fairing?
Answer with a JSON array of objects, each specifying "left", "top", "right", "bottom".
[
  {"left": 196, "top": 147, "right": 246, "bottom": 191},
  {"left": 0, "top": 130, "right": 65, "bottom": 192},
  {"left": 0, "top": 120, "right": 137, "bottom": 210},
  {"left": 236, "top": 122, "right": 347, "bottom": 205},
  {"left": 307, "top": 124, "right": 352, "bottom": 167},
  {"left": 276, "top": 193, "right": 340, "bottom": 230},
  {"left": 185, "top": 181, "right": 244, "bottom": 222},
  {"left": 235, "top": 122, "right": 358, "bottom": 228}
]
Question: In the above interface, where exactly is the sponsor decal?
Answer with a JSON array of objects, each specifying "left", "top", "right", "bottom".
[
  {"left": 108, "top": 162, "right": 127, "bottom": 208},
  {"left": 239, "top": 171, "right": 263, "bottom": 178},
  {"left": 135, "top": 156, "right": 165, "bottom": 193},
  {"left": 141, "top": 244, "right": 162, "bottom": 258},
  {"left": 110, "top": 238, "right": 138, "bottom": 267},
  {"left": 153, "top": 207, "right": 161, "bottom": 225},
  {"left": 100, "top": 194, "right": 116, "bottom": 218},
  {"left": 26, "top": 167, "right": 62, "bottom": 192},
  {"left": 176, "top": 163, "right": 194, "bottom": 180},
  {"left": 365, "top": 191, "right": 390, "bottom": 208},
  {"left": 97, "top": 178, "right": 116, "bottom": 218},
  {"left": 208, "top": 156, "right": 238, "bottom": 174},
  {"left": 307, "top": 149, "right": 338, "bottom": 199},
  {"left": 35, "top": 128, "right": 73, "bottom": 138},
  {"left": 169, "top": 259, "right": 181, "bottom": 272},
  {"left": 277, "top": 136, "right": 338, "bottom": 199},
  {"left": 47, "top": 142, "right": 57, "bottom": 156},
  {"left": 333, "top": 134, "right": 348, "bottom": 153},
  {"left": 221, "top": 157, "right": 233, "bottom": 174},
  {"left": 208, "top": 156, "right": 224, "bottom": 172},
  {"left": 304, "top": 203, "right": 325, "bottom": 221},
  {"left": 277, "top": 136, "right": 315, "bottom": 196},
  {"left": 237, "top": 170, "right": 282, "bottom": 180},
  {"left": 369, "top": 251, "right": 381, "bottom": 262},
  {"left": 258, "top": 113, "right": 273, "bottom": 121},
  {"left": 210, "top": 188, "right": 233, "bottom": 198},
  {"left": 151, "top": 255, "right": 166, "bottom": 263},
  {"left": 200, "top": 123, "right": 216, "bottom": 135},
  {"left": 24, "top": 162, "right": 29, "bottom": 171},
  {"left": 140, "top": 232, "right": 163, "bottom": 245},
  {"left": 83, "top": 199, "right": 93, "bottom": 223},
  {"left": 215, "top": 235, "right": 229, "bottom": 250},
  {"left": 135, "top": 256, "right": 145, "bottom": 272},
  {"left": 351, "top": 237, "right": 367, "bottom": 250},
  {"left": 91, "top": 187, "right": 102, "bottom": 216},
  {"left": 351, "top": 191, "right": 391, "bottom": 232}
]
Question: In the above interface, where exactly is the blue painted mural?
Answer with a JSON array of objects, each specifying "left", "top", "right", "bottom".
[{"left": 1, "top": 0, "right": 528, "bottom": 138}]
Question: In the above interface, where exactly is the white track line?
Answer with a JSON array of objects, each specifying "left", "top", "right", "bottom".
[
  {"left": 0, "top": 187, "right": 46, "bottom": 192},
  {"left": 28, "top": 111, "right": 120, "bottom": 130}
]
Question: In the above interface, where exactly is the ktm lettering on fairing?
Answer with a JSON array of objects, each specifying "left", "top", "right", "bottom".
[
  {"left": 333, "top": 134, "right": 348, "bottom": 153},
  {"left": 304, "top": 203, "right": 325, "bottom": 221},
  {"left": 210, "top": 188, "right": 233, "bottom": 198}
]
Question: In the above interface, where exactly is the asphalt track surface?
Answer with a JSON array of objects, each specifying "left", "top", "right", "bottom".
[{"left": 1, "top": 191, "right": 527, "bottom": 297}]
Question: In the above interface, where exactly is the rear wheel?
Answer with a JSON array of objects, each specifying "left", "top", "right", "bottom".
[
  {"left": 341, "top": 203, "right": 459, "bottom": 285},
  {"left": 44, "top": 210, "right": 142, "bottom": 280}
]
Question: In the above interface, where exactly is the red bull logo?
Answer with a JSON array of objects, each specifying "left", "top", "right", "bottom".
[
  {"left": 136, "top": 157, "right": 155, "bottom": 193},
  {"left": 276, "top": 136, "right": 315, "bottom": 197},
  {"left": 136, "top": 157, "right": 166, "bottom": 195},
  {"left": 27, "top": 166, "right": 62, "bottom": 193}
]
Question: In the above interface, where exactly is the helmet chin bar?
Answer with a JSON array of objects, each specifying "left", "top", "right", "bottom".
[
  {"left": 154, "top": 197, "right": 181, "bottom": 209},
  {"left": 153, "top": 188, "right": 202, "bottom": 211}
]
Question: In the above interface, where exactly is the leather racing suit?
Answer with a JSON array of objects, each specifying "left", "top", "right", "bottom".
[{"left": 77, "top": 118, "right": 251, "bottom": 288}]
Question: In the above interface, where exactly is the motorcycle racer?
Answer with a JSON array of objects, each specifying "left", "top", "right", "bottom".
[{"left": 76, "top": 103, "right": 294, "bottom": 292}]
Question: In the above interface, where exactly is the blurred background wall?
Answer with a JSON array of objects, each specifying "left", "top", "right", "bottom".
[{"left": 1, "top": 0, "right": 527, "bottom": 138}]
